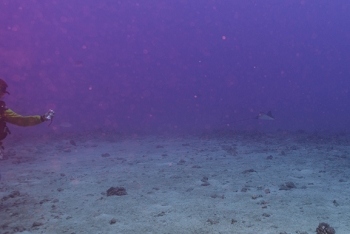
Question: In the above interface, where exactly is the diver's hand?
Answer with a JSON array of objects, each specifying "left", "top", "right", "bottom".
[{"left": 41, "top": 109, "right": 55, "bottom": 122}]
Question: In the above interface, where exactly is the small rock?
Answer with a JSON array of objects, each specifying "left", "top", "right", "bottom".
[
  {"left": 241, "top": 187, "right": 248, "bottom": 192},
  {"left": 285, "top": 181, "right": 296, "bottom": 188},
  {"left": 316, "top": 222, "right": 335, "bottom": 234},
  {"left": 110, "top": 218, "right": 117, "bottom": 224},
  {"left": 231, "top": 219, "right": 237, "bottom": 224},
  {"left": 279, "top": 182, "right": 296, "bottom": 190},
  {"left": 177, "top": 159, "right": 186, "bottom": 165},
  {"left": 242, "top": 169, "right": 256, "bottom": 174},
  {"left": 251, "top": 194, "right": 262, "bottom": 199},
  {"left": 32, "top": 221, "right": 43, "bottom": 227},
  {"left": 9, "top": 191, "right": 20, "bottom": 198},
  {"left": 156, "top": 211, "right": 166, "bottom": 217},
  {"left": 333, "top": 200, "right": 339, "bottom": 207},
  {"left": 106, "top": 187, "right": 127, "bottom": 196},
  {"left": 201, "top": 176, "right": 208, "bottom": 182},
  {"left": 13, "top": 225, "right": 26, "bottom": 232},
  {"left": 206, "top": 219, "right": 219, "bottom": 225}
]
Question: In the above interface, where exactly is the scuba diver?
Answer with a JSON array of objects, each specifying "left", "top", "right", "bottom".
[{"left": 0, "top": 78, "right": 55, "bottom": 159}]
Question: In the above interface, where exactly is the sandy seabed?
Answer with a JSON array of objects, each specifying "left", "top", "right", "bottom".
[{"left": 0, "top": 130, "right": 349, "bottom": 234}]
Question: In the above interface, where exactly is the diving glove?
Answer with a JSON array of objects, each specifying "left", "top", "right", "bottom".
[{"left": 41, "top": 109, "right": 55, "bottom": 122}]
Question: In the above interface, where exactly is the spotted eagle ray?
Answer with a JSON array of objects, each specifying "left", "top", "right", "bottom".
[
  {"left": 226, "top": 111, "right": 275, "bottom": 125},
  {"left": 255, "top": 111, "right": 275, "bottom": 120}
]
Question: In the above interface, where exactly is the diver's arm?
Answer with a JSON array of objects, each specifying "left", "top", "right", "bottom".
[{"left": 3, "top": 109, "right": 43, "bottom": 127}]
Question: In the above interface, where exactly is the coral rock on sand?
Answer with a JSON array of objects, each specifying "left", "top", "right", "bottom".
[
  {"left": 106, "top": 187, "right": 127, "bottom": 196},
  {"left": 316, "top": 222, "right": 336, "bottom": 234}
]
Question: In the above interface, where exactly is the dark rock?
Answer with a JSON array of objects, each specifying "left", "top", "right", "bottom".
[
  {"left": 69, "top": 140, "right": 76, "bottom": 146},
  {"left": 221, "top": 145, "right": 238, "bottom": 156},
  {"left": 206, "top": 219, "right": 219, "bottom": 225},
  {"left": 32, "top": 222, "right": 43, "bottom": 227},
  {"left": 285, "top": 181, "right": 296, "bottom": 188},
  {"left": 39, "top": 199, "right": 50, "bottom": 204},
  {"left": 241, "top": 187, "right": 248, "bottom": 192},
  {"left": 156, "top": 211, "right": 166, "bottom": 217},
  {"left": 107, "top": 187, "right": 127, "bottom": 196},
  {"left": 101, "top": 153, "right": 110, "bottom": 157},
  {"left": 13, "top": 226, "right": 26, "bottom": 232},
  {"left": 177, "top": 159, "right": 186, "bottom": 165},
  {"left": 333, "top": 200, "right": 339, "bottom": 207},
  {"left": 2, "top": 190, "right": 21, "bottom": 201},
  {"left": 316, "top": 222, "right": 335, "bottom": 234},
  {"left": 201, "top": 176, "right": 208, "bottom": 182},
  {"left": 210, "top": 194, "right": 225, "bottom": 199},
  {"left": 242, "top": 169, "right": 256, "bottom": 174},
  {"left": 9, "top": 191, "right": 20, "bottom": 198},
  {"left": 279, "top": 182, "right": 296, "bottom": 190},
  {"left": 110, "top": 218, "right": 117, "bottom": 224},
  {"left": 251, "top": 194, "right": 263, "bottom": 199},
  {"left": 186, "top": 188, "right": 194, "bottom": 192}
]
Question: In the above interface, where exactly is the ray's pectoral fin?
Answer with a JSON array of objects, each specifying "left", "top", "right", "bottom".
[{"left": 256, "top": 111, "right": 275, "bottom": 120}]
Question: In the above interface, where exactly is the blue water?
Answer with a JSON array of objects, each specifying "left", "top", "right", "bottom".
[{"left": 0, "top": 1, "right": 349, "bottom": 134}]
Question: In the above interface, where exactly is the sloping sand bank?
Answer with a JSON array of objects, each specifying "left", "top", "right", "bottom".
[{"left": 0, "top": 130, "right": 348, "bottom": 233}]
